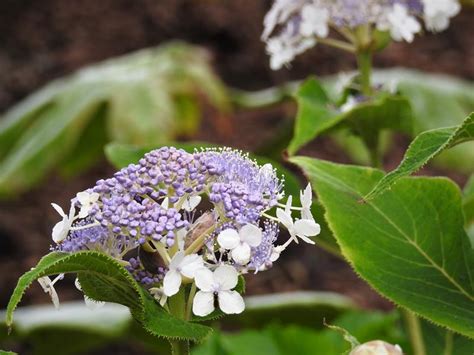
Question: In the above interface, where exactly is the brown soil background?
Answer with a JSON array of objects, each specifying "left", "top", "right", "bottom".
[{"left": 0, "top": 0, "right": 473, "bottom": 350}]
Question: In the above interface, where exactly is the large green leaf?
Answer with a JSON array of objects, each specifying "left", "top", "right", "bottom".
[
  {"left": 291, "top": 157, "right": 474, "bottom": 338},
  {"left": 287, "top": 78, "right": 412, "bottom": 156},
  {"left": 0, "top": 42, "right": 230, "bottom": 196},
  {"left": 365, "top": 113, "right": 474, "bottom": 200},
  {"left": 5, "top": 251, "right": 211, "bottom": 341}
]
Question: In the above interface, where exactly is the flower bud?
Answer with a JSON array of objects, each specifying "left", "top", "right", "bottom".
[{"left": 350, "top": 340, "right": 403, "bottom": 355}]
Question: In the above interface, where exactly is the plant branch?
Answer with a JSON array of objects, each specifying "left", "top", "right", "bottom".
[{"left": 402, "top": 309, "right": 426, "bottom": 355}]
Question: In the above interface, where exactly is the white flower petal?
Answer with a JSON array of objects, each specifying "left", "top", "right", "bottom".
[
  {"left": 52, "top": 220, "right": 68, "bottom": 243},
  {"left": 217, "top": 229, "right": 240, "bottom": 250},
  {"left": 284, "top": 195, "right": 293, "bottom": 215},
  {"left": 294, "top": 219, "right": 320, "bottom": 237},
  {"left": 218, "top": 290, "right": 245, "bottom": 315},
  {"left": 169, "top": 251, "right": 186, "bottom": 270},
  {"left": 194, "top": 267, "right": 215, "bottom": 292},
  {"left": 163, "top": 269, "right": 182, "bottom": 296},
  {"left": 193, "top": 291, "right": 215, "bottom": 317},
  {"left": 231, "top": 243, "right": 251, "bottom": 265},
  {"left": 214, "top": 265, "right": 239, "bottom": 290},
  {"left": 297, "top": 234, "right": 316, "bottom": 245},
  {"left": 51, "top": 203, "right": 66, "bottom": 218},
  {"left": 161, "top": 197, "right": 169, "bottom": 209},
  {"left": 301, "top": 207, "right": 314, "bottom": 221},
  {"left": 179, "top": 254, "right": 203, "bottom": 279},
  {"left": 183, "top": 195, "right": 202, "bottom": 212},
  {"left": 276, "top": 208, "right": 293, "bottom": 229},
  {"left": 239, "top": 224, "right": 262, "bottom": 247},
  {"left": 300, "top": 183, "right": 312, "bottom": 208}
]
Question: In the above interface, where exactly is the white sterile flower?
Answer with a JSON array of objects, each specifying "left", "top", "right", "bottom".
[
  {"left": 217, "top": 224, "right": 263, "bottom": 265},
  {"left": 422, "top": 0, "right": 460, "bottom": 32},
  {"left": 300, "top": 4, "right": 329, "bottom": 38},
  {"left": 192, "top": 265, "right": 245, "bottom": 317},
  {"left": 37, "top": 275, "right": 63, "bottom": 309},
  {"left": 75, "top": 278, "right": 105, "bottom": 310},
  {"left": 76, "top": 191, "right": 99, "bottom": 218},
  {"left": 51, "top": 203, "right": 77, "bottom": 244},
  {"left": 163, "top": 251, "right": 203, "bottom": 296},
  {"left": 300, "top": 183, "right": 314, "bottom": 221},
  {"left": 380, "top": 4, "right": 421, "bottom": 42},
  {"left": 266, "top": 35, "right": 316, "bottom": 70},
  {"left": 182, "top": 195, "right": 202, "bottom": 212},
  {"left": 150, "top": 287, "right": 168, "bottom": 307},
  {"left": 276, "top": 207, "right": 320, "bottom": 245}
]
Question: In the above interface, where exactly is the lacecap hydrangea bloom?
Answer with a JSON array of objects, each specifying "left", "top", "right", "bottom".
[
  {"left": 47, "top": 147, "right": 320, "bottom": 317},
  {"left": 262, "top": 0, "right": 461, "bottom": 69}
]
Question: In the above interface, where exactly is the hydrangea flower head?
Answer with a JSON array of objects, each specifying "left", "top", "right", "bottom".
[
  {"left": 48, "top": 147, "right": 320, "bottom": 316},
  {"left": 262, "top": 0, "right": 460, "bottom": 69}
]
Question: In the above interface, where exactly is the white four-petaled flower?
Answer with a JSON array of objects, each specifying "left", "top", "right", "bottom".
[
  {"left": 51, "top": 203, "right": 77, "bottom": 244},
  {"left": 276, "top": 206, "right": 320, "bottom": 245},
  {"left": 76, "top": 191, "right": 99, "bottom": 218},
  {"left": 422, "top": 0, "right": 460, "bottom": 32},
  {"left": 192, "top": 265, "right": 245, "bottom": 316},
  {"left": 217, "top": 224, "right": 262, "bottom": 265},
  {"left": 381, "top": 4, "right": 421, "bottom": 43},
  {"left": 163, "top": 251, "right": 203, "bottom": 296}
]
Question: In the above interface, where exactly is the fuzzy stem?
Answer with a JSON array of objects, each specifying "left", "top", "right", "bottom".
[
  {"left": 169, "top": 288, "right": 189, "bottom": 355},
  {"left": 402, "top": 309, "right": 426, "bottom": 355}
]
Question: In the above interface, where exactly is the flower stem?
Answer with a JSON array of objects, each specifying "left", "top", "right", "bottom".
[
  {"left": 402, "top": 309, "right": 426, "bottom": 355},
  {"left": 169, "top": 288, "right": 189, "bottom": 355},
  {"left": 356, "top": 50, "right": 373, "bottom": 96},
  {"left": 185, "top": 282, "right": 197, "bottom": 321}
]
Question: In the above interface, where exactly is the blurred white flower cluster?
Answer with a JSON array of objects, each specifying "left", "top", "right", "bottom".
[{"left": 262, "top": 0, "right": 461, "bottom": 69}]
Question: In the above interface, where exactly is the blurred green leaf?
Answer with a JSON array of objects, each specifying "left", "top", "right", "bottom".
[
  {"left": 193, "top": 309, "right": 405, "bottom": 355},
  {"left": 291, "top": 157, "right": 474, "bottom": 338},
  {"left": 287, "top": 78, "right": 412, "bottom": 156},
  {"left": 365, "top": 113, "right": 474, "bottom": 201},
  {"left": 371, "top": 69, "right": 474, "bottom": 173},
  {"left": 0, "top": 42, "right": 230, "bottom": 197},
  {"left": 421, "top": 321, "right": 474, "bottom": 355},
  {"left": 222, "top": 291, "right": 354, "bottom": 329}
]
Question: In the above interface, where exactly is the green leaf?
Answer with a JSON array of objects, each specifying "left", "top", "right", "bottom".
[
  {"left": 365, "top": 113, "right": 474, "bottom": 200},
  {"left": 421, "top": 320, "right": 474, "bottom": 355},
  {"left": 5, "top": 251, "right": 211, "bottom": 341},
  {"left": 287, "top": 78, "right": 412, "bottom": 156},
  {"left": 0, "top": 42, "right": 230, "bottom": 196},
  {"left": 221, "top": 291, "right": 354, "bottom": 329},
  {"left": 372, "top": 69, "right": 474, "bottom": 173},
  {"left": 291, "top": 157, "right": 474, "bottom": 338},
  {"left": 464, "top": 175, "right": 474, "bottom": 228}
]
